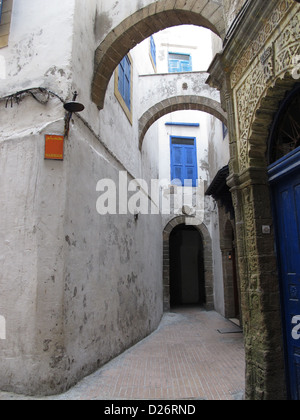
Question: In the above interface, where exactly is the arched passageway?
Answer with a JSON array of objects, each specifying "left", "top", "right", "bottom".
[
  {"left": 163, "top": 217, "right": 214, "bottom": 312},
  {"left": 139, "top": 95, "right": 227, "bottom": 149},
  {"left": 169, "top": 224, "right": 205, "bottom": 308},
  {"left": 92, "top": 0, "right": 225, "bottom": 109}
]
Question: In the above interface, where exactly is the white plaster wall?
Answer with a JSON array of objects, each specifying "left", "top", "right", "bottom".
[
  {"left": 70, "top": 0, "right": 159, "bottom": 182},
  {"left": 0, "top": 99, "right": 68, "bottom": 393},
  {"left": 206, "top": 116, "right": 230, "bottom": 317},
  {"left": 0, "top": 0, "right": 230, "bottom": 395},
  {"left": 0, "top": 0, "right": 163, "bottom": 395},
  {"left": 59, "top": 6, "right": 164, "bottom": 385},
  {"left": 0, "top": 0, "right": 75, "bottom": 97},
  {"left": 96, "top": 0, "right": 153, "bottom": 42},
  {"left": 207, "top": 116, "right": 230, "bottom": 181},
  {"left": 209, "top": 204, "right": 225, "bottom": 316},
  {"left": 60, "top": 119, "right": 163, "bottom": 391},
  {"left": 0, "top": 1, "right": 76, "bottom": 393},
  {"left": 155, "top": 25, "right": 214, "bottom": 74}
]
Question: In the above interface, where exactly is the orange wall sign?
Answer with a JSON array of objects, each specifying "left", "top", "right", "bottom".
[{"left": 45, "top": 135, "right": 64, "bottom": 160}]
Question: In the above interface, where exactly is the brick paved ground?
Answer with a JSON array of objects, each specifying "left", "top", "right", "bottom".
[{"left": 0, "top": 307, "right": 245, "bottom": 400}]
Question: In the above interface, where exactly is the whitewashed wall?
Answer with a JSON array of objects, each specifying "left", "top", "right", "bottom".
[
  {"left": 0, "top": 0, "right": 163, "bottom": 395},
  {"left": 0, "top": 0, "right": 75, "bottom": 97},
  {"left": 0, "top": 0, "right": 230, "bottom": 395}
]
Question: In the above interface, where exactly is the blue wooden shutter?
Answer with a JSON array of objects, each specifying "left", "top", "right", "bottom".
[
  {"left": 150, "top": 36, "right": 156, "bottom": 67},
  {"left": 180, "top": 56, "right": 192, "bottom": 72},
  {"left": 171, "top": 138, "right": 197, "bottom": 187},
  {"left": 171, "top": 144, "right": 184, "bottom": 186},
  {"left": 118, "top": 58, "right": 125, "bottom": 97},
  {"left": 168, "top": 59, "right": 180, "bottom": 73},
  {"left": 118, "top": 55, "right": 131, "bottom": 110},
  {"left": 169, "top": 53, "right": 192, "bottom": 73},
  {"left": 124, "top": 55, "right": 131, "bottom": 110},
  {"left": 184, "top": 146, "right": 197, "bottom": 186}
]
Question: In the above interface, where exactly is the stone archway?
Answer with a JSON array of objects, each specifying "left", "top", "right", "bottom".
[
  {"left": 92, "top": 0, "right": 225, "bottom": 109},
  {"left": 139, "top": 95, "right": 227, "bottom": 149},
  {"left": 228, "top": 76, "right": 299, "bottom": 400},
  {"left": 163, "top": 216, "right": 213, "bottom": 312}
]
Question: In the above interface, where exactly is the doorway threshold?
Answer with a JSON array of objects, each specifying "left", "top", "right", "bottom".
[{"left": 229, "top": 318, "right": 241, "bottom": 327}]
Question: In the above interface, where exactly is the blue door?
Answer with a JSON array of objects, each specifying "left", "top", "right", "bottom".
[{"left": 269, "top": 147, "right": 300, "bottom": 400}]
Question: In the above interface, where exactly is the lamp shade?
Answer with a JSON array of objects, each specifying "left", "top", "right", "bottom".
[{"left": 64, "top": 101, "right": 85, "bottom": 113}]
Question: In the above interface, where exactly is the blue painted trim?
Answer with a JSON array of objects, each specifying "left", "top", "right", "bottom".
[
  {"left": 0, "top": 0, "right": 3, "bottom": 24},
  {"left": 268, "top": 146, "right": 300, "bottom": 183},
  {"left": 170, "top": 136, "right": 198, "bottom": 187},
  {"left": 118, "top": 55, "right": 131, "bottom": 111},
  {"left": 165, "top": 122, "right": 200, "bottom": 127},
  {"left": 150, "top": 36, "right": 156, "bottom": 67},
  {"left": 269, "top": 163, "right": 300, "bottom": 400},
  {"left": 168, "top": 52, "right": 192, "bottom": 73},
  {"left": 170, "top": 135, "right": 196, "bottom": 140}
]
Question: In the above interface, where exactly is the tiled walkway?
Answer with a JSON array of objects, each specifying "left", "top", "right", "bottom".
[{"left": 0, "top": 307, "right": 245, "bottom": 400}]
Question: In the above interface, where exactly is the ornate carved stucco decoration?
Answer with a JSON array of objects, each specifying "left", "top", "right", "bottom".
[
  {"left": 232, "top": 0, "right": 300, "bottom": 172},
  {"left": 231, "top": 0, "right": 294, "bottom": 89},
  {"left": 275, "top": 11, "right": 300, "bottom": 77}
]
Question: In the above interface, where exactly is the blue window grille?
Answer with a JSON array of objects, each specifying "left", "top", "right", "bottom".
[
  {"left": 150, "top": 35, "right": 156, "bottom": 68},
  {"left": 223, "top": 123, "right": 228, "bottom": 139},
  {"left": 170, "top": 137, "right": 198, "bottom": 187},
  {"left": 118, "top": 55, "right": 131, "bottom": 110},
  {"left": 168, "top": 52, "right": 192, "bottom": 73},
  {"left": 0, "top": 0, "right": 3, "bottom": 24}
]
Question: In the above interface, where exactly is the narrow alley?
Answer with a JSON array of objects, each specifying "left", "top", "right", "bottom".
[
  {"left": 0, "top": 308, "right": 245, "bottom": 401},
  {"left": 1, "top": 0, "right": 299, "bottom": 400}
]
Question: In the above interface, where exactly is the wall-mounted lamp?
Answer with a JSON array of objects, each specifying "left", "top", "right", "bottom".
[{"left": 64, "top": 91, "right": 85, "bottom": 137}]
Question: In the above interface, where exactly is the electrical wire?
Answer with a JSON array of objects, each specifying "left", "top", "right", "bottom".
[{"left": 0, "top": 87, "right": 65, "bottom": 108}]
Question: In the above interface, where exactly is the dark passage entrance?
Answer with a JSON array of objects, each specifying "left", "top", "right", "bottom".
[{"left": 169, "top": 224, "right": 205, "bottom": 307}]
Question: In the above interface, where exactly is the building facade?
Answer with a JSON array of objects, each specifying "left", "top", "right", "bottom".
[
  {"left": 208, "top": 0, "right": 300, "bottom": 400},
  {"left": 0, "top": 0, "right": 299, "bottom": 400}
]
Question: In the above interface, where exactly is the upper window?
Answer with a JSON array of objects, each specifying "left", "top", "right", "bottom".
[
  {"left": 0, "top": 1, "right": 3, "bottom": 22},
  {"left": 268, "top": 87, "right": 300, "bottom": 164},
  {"left": 223, "top": 123, "right": 228, "bottom": 139},
  {"left": 0, "top": 0, "right": 14, "bottom": 49},
  {"left": 118, "top": 55, "right": 131, "bottom": 110},
  {"left": 170, "top": 137, "right": 198, "bottom": 187},
  {"left": 168, "top": 52, "right": 192, "bottom": 73},
  {"left": 150, "top": 35, "right": 157, "bottom": 71},
  {"left": 115, "top": 54, "right": 133, "bottom": 124}
]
